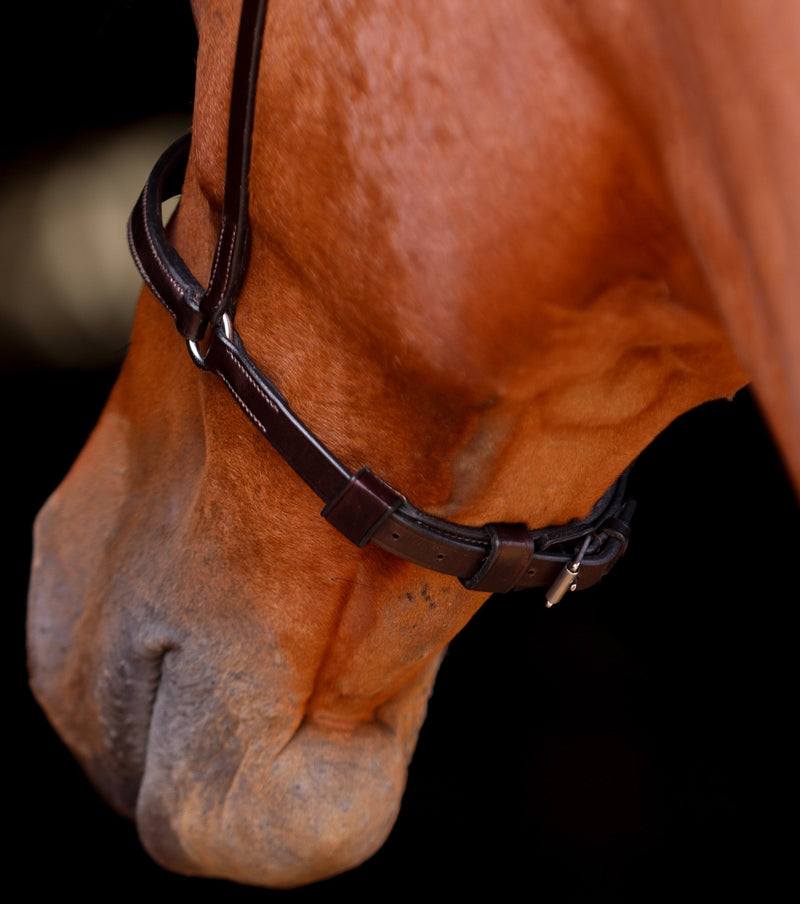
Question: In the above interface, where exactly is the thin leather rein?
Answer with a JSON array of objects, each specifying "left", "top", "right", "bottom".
[{"left": 127, "top": 0, "right": 635, "bottom": 604}]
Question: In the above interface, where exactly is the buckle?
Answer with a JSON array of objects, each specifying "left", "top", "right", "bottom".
[
  {"left": 544, "top": 534, "right": 593, "bottom": 607},
  {"left": 187, "top": 312, "right": 234, "bottom": 368}
]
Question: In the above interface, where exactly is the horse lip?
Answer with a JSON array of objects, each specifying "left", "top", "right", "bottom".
[
  {"left": 27, "top": 527, "right": 171, "bottom": 820},
  {"left": 31, "top": 634, "right": 170, "bottom": 821},
  {"left": 93, "top": 644, "right": 172, "bottom": 817}
]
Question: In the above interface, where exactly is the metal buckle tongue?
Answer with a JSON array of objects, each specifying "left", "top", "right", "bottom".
[{"left": 545, "top": 534, "right": 593, "bottom": 608}]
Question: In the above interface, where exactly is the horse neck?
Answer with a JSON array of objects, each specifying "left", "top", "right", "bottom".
[{"left": 570, "top": 0, "right": 800, "bottom": 493}]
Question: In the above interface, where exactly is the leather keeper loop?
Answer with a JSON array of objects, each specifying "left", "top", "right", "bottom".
[
  {"left": 461, "top": 522, "right": 535, "bottom": 593},
  {"left": 322, "top": 468, "right": 406, "bottom": 547},
  {"left": 599, "top": 505, "right": 635, "bottom": 555}
]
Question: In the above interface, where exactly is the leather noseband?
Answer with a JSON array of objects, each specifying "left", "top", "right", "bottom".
[{"left": 127, "top": 0, "right": 635, "bottom": 603}]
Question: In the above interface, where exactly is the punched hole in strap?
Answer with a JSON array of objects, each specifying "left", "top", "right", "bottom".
[
  {"left": 322, "top": 468, "right": 406, "bottom": 547},
  {"left": 460, "top": 522, "right": 535, "bottom": 593}
]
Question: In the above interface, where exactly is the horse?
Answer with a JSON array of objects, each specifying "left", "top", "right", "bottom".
[{"left": 27, "top": 0, "right": 800, "bottom": 889}]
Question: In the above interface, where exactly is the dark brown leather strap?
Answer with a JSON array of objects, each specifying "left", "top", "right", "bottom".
[
  {"left": 126, "top": 0, "right": 635, "bottom": 598},
  {"left": 128, "top": 135, "right": 205, "bottom": 339},
  {"left": 128, "top": 0, "right": 268, "bottom": 342},
  {"left": 201, "top": 0, "right": 267, "bottom": 328}
]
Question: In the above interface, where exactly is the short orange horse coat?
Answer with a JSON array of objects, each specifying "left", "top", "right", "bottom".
[{"left": 28, "top": 0, "right": 800, "bottom": 888}]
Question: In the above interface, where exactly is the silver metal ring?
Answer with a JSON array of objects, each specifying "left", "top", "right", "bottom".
[
  {"left": 186, "top": 312, "right": 234, "bottom": 368},
  {"left": 186, "top": 336, "right": 207, "bottom": 368}
]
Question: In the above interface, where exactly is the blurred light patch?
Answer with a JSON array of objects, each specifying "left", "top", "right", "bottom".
[{"left": 0, "top": 116, "right": 189, "bottom": 369}]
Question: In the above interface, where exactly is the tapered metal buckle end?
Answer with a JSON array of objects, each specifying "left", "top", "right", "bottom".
[{"left": 545, "top": 535, "right": 593, "bottom": 607}]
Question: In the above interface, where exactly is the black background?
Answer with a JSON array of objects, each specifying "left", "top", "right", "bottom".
[{"left": 6, "top": 4, "right": 798, "bottom": 900}]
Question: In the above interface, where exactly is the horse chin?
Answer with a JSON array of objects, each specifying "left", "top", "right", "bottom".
[
  {"left": 135, "top": 718, "right": 412, "bottom": 889},
  {"left": 131, "top": 644, "right": 442, "bottom": 888}
]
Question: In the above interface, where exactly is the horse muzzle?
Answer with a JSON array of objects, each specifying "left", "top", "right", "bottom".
[{"left": 27, "top": 462, "right": 440, "bottom": 888}]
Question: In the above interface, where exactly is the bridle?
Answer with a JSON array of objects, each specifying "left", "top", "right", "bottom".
[
  {"left": 128, "top": 0, "right": 635, "bottom": 603},
  {"left": 127, "top": 0, "right": 635, "bottom": 604}
]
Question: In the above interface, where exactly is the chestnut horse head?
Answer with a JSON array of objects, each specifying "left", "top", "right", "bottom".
[{"left": 28, "top": 0, "right": 800, "bottom": 889}]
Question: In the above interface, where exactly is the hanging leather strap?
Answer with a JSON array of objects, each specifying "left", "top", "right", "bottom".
[{"left": 128, "top": 0, "right": 267, "bottom": 341}]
